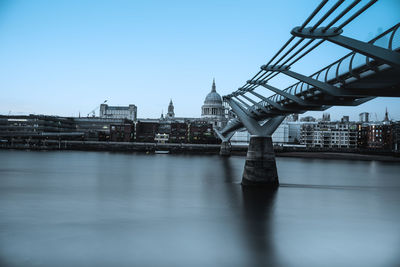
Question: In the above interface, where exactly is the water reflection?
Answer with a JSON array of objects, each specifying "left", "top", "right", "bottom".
[
  {"left": 221, "top": 157, "right": 279, "bottom": 266},
  {"left": 240, "top": 187, "right": 278, "bottom": 266},
  {"left": 221, "top": 157, "right": 236, "bottom": 184}
]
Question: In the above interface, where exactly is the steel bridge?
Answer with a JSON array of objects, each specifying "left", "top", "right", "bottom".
[{"left": 216, "top": 0, "right": 400, "bottom": 187}]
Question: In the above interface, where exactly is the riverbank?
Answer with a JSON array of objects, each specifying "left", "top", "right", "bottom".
[
  {"left": 275, "top": 151, "right": 400, "bottom": 162},
  {"left": 0, "top": 140, "right": 222, "bottom": 154},
  {"left": 1, "top": 140, "right": 399, "bottom": 162}
]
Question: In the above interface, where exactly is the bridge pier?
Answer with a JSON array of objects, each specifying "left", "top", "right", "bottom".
[
  {"left": 219, "top": 141, "right": 232, "bottom": 156},
  {"left": 242, "top": 136, "right": 279, "bottom": 189}
]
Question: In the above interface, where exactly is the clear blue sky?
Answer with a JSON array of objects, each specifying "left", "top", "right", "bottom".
[{"left": 1, "top": 0, "right": 399, "bottom": 121}]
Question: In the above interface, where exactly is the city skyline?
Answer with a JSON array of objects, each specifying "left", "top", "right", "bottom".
[{"left": 1, "top": 0, "right": 400, "bottom": 121}]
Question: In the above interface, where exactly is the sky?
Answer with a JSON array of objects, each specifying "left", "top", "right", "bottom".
[{"left": 1, "top": 0, "right": 399, "bottom": 121}]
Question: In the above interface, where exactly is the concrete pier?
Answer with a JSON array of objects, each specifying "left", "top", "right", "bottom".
[
  {"left": 219, "top": 141, "right": 232, "bottom": 156},
  {"left": 242, "top": 136, "right": 279, "bottom": 188}
]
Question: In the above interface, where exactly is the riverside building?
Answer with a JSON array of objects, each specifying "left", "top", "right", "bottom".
[
  {"left": 300, "top": 120, "right": 358, "bottom": 148},
  {"left": 100, "top": 104, "right": 137, "bottom": 121}
]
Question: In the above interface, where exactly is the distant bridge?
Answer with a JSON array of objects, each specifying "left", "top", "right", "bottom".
[{"left": 216, "top": 0, "right": 400, "bottom": 187}]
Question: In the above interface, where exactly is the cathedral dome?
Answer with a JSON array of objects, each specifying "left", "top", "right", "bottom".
[
  {"left": 204, "top": 91, "right": 222, "bottom": 104},
  {"left": 203, "top": 79, "right": 222, "bottom": 104}
]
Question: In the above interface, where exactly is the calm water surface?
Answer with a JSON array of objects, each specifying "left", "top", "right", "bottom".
[{"left": 0, "top": 150, "right": 399, "bottom": 267}]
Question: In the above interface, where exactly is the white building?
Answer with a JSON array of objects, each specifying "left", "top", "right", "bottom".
[
  {"left": 100, "top": 104, "right": 137, "bottom": 121},
  {"left": 288, "top": 122, "right": 301, "bottom": 143},
  {"left": 300, "top": 121, "right": 358, "bottom": 148},
  {"left": 272, "top": 123, "right": 289, "bottom": 144}
]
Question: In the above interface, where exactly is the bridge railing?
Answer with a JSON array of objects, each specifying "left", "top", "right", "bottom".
[{"left": 269, "top": 23, "right": 400, "bottom": 105}]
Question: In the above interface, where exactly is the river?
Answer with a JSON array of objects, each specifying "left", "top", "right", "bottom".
[{"left": 0, "top": 150, "right": 399, "bottom": 266}]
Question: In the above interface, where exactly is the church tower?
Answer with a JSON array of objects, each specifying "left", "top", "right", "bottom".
[
  {"left": 383, "top": 107, "right": 390, "bottom": 124},
  {"left": 167, "top": 99, "right": 175, "bottom": 119}
]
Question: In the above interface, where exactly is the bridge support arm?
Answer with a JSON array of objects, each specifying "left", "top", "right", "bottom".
[
  {"left": 247, "top": 90, "right": 297, "bottom": 112},
  {"left": 327, "top": 34, "right": 400, "bottom": 70},
  {"left": 226, "top": 98, "right": 285, "bottom": 136},
  {"left": 254, "top": 81, "right": 317, "bottom": 106},
  {"left": 215, "top": 130, "right": 236, "bottom": 157},
  {"left": 239, "top": 93, "right": 275, "bottom": 114},
  {"left": 220, "top": 118, "right": 243, "bottom": 136},
  {"left": 226, "top": 98, "right": 264, "bottom": 135},
  {"left": 234, "top": 96, "right": 263, "bottom": 116},
  {"left": 261, "top": 115, "right": 286, "bottom": 136},
  {"left": 281, "top": 69, "right": 344, "bottom": 96},
  {"left": 260, "top": 65, "right": 345, "bottom": 96},
  {"left": 291, "top": 26, "right": 400, "bottom": 70},
  {"left": 215, "top": 129, "right": 235, "bottom": 143}
]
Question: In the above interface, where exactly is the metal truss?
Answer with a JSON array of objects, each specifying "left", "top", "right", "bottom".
[{"left": 218, "top": 0, "right": 400, "bottom": 140}]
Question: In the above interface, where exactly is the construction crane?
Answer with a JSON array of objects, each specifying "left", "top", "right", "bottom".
[{"left": 87, "top": 100, "right": 107, "bottom": 117}]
